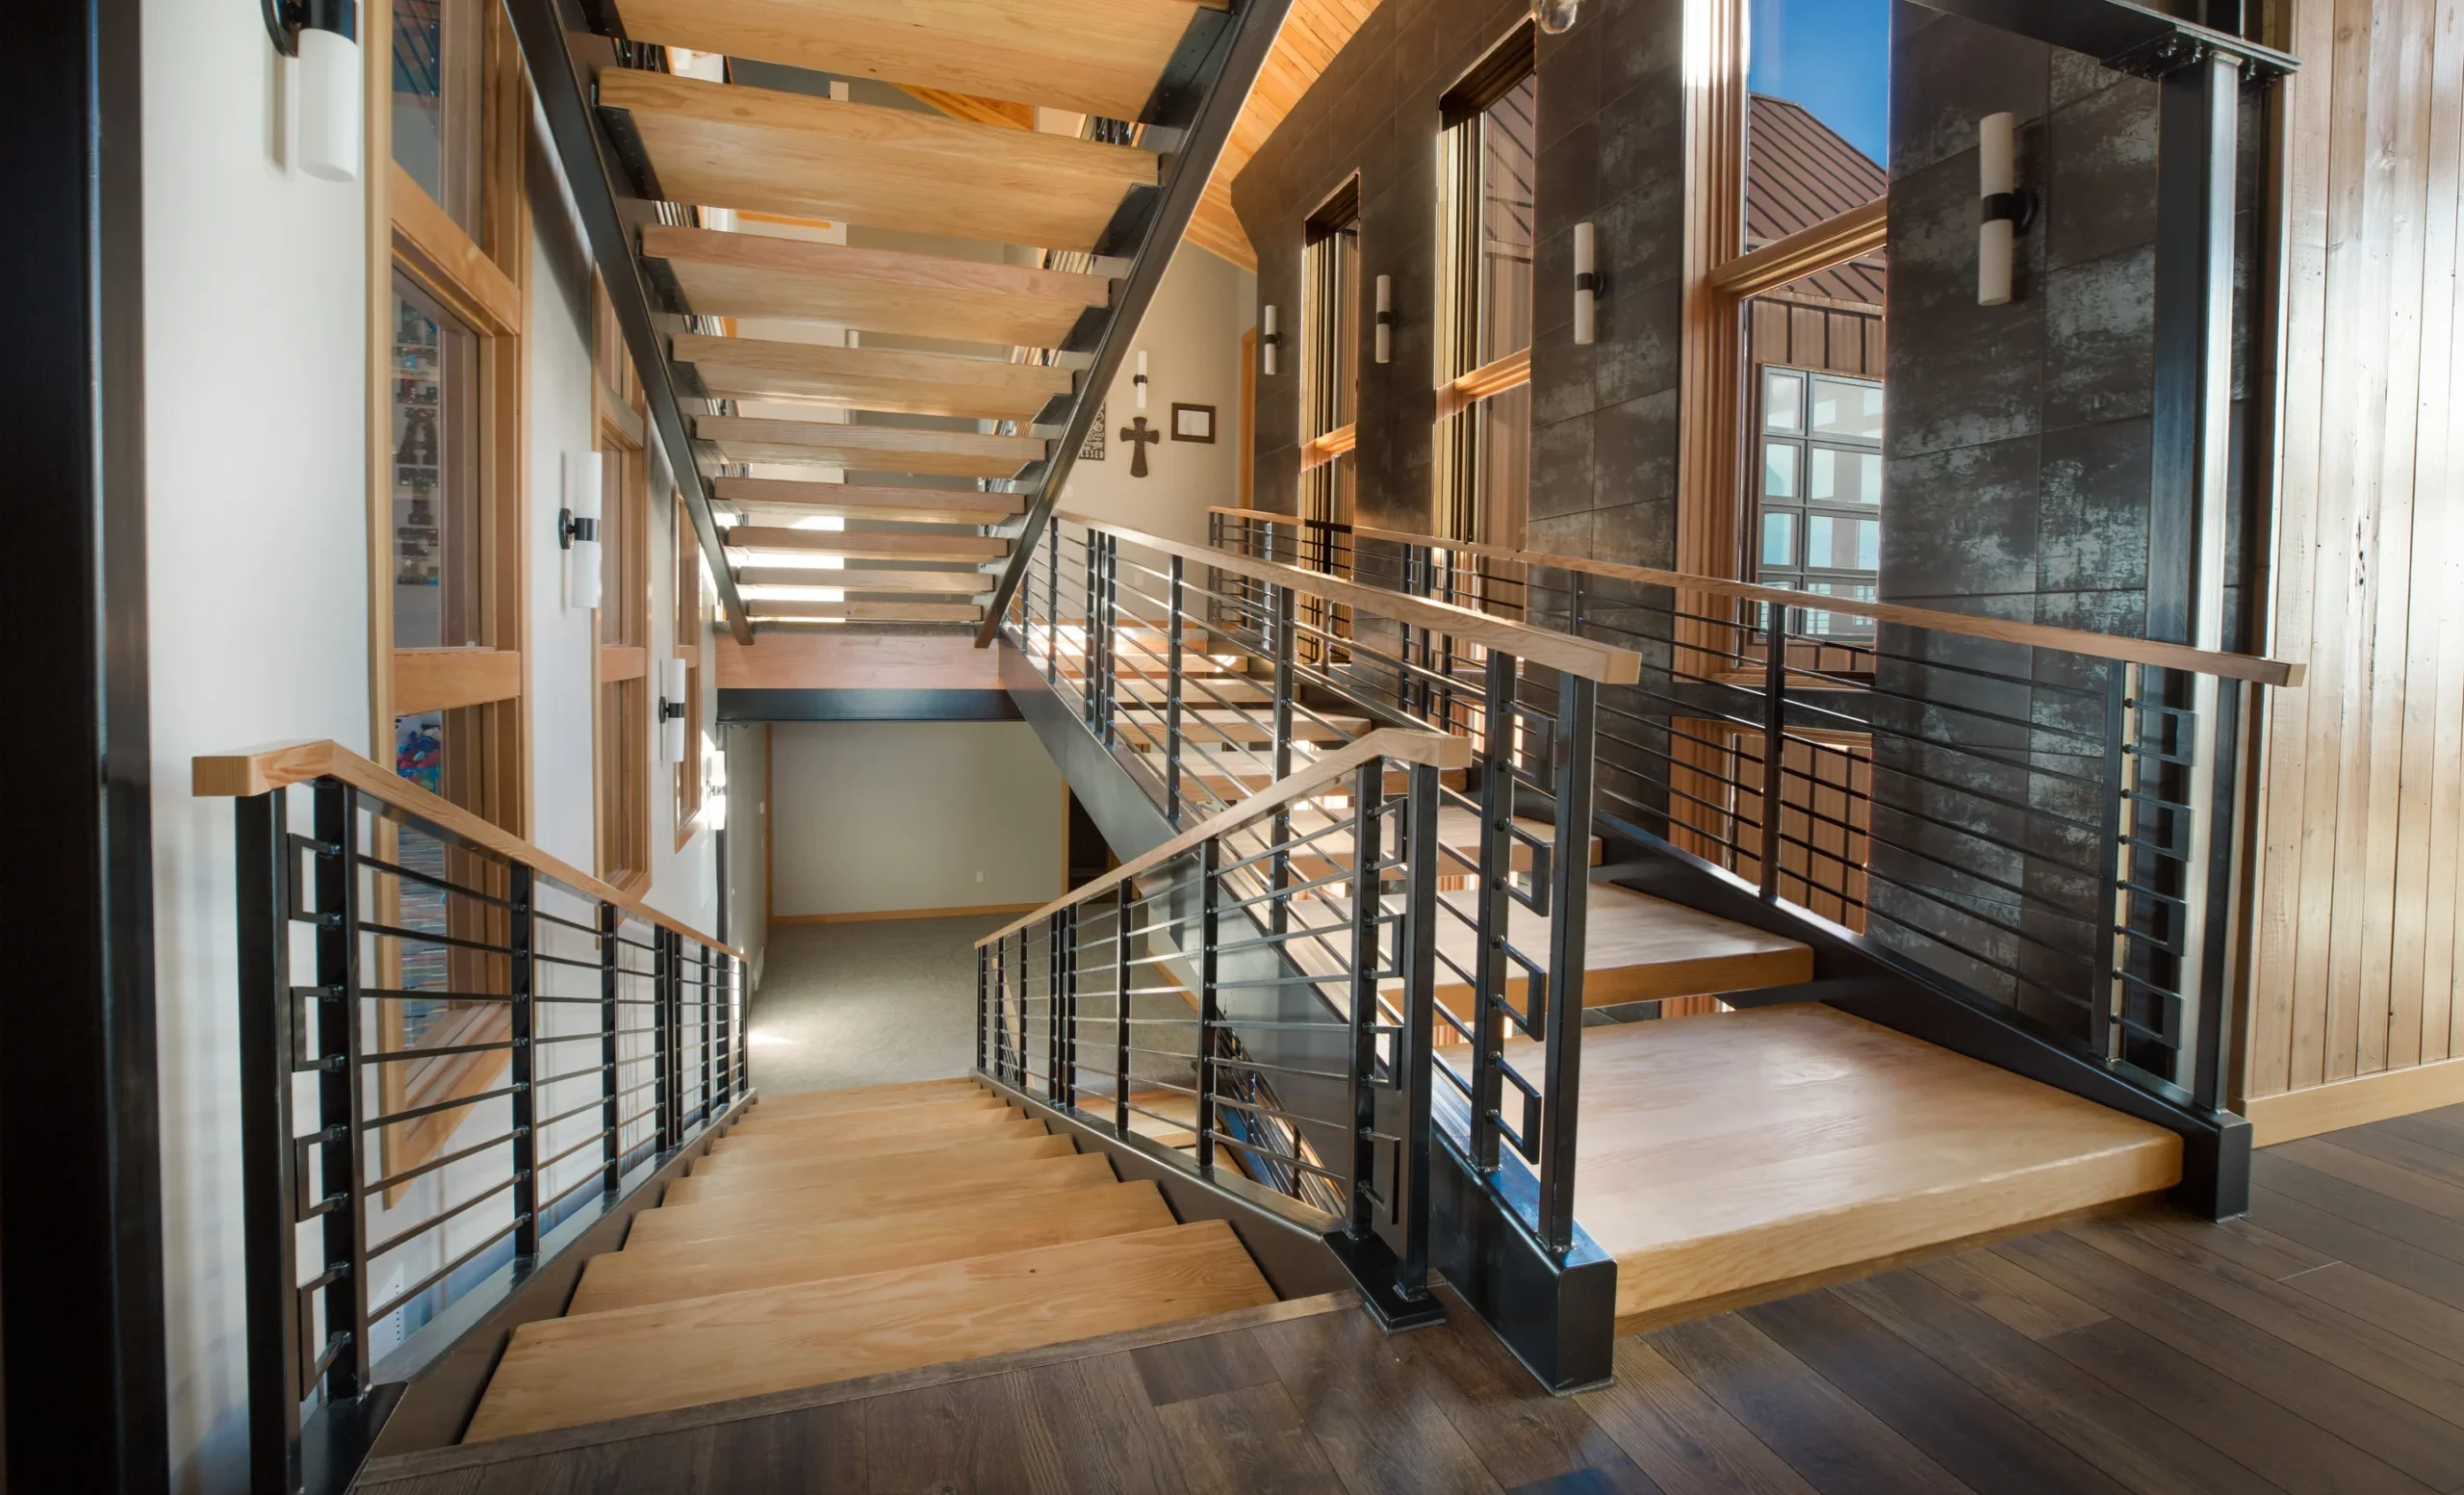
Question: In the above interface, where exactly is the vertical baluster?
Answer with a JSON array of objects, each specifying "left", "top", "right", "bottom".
[
  {"left": 991, "top": 936, "right": 1008, "bottom": 1082},
  {"left": 1468, "top": 651, "right": 1518, "bottom": 1172},
  {"left": 1015, "top": 929, "right": 1032, "bottom": 1088},
  {"left": 1759, "top": 606, "right": 1791, "bottom": 898},
  {"left": 1103, "top": 534, "right": 1122, "bottom": 749},
  {"left": 700, "top": 942, "right": 714, "bottom": 1126},
  {"left": 1539, "top": 674, "right": 1597, "bottom": 1255},
  {"left": 599, "top": 901, "right": 621, "bottom": 1193},
  {"left": 312, "top": 781, "right": 370, "bottom": 1401},
  {"left": 1115, "top": 882, "right": 1133, "bottom": 1135},
  {"left": 1345, "top": 759, "right": 1383, "bottom": 1242},
  {"left": 509, "top": 864, "right": 538, "bottom": 1259},
  {"left": 1167, "top": 554, "right": 1186, "bottom": 823},
  {"left": 715, "top": 950, "right": 733, "bottom": 1109},
  {"left": 2094, "top": 662, "right": 2131, "bottom": 1065},
  {"left": 235, "top": 786, "right": 303, "bottom": 1495},
  {"left": 1194, "top": 842, "right": 1221, "bottom": 1173},
  {"left": 1396, "top": 759, "right": 1441, "bottom": 1298},
  {"left": 1270, "top": 584, "right": 1296, "bottom": 935},
  {"left": 977, "top": 941, "right": 990, "bottom": 1074},
  {"left": 1047, "top": 910, "right": 1065, "bottom": 1099}
]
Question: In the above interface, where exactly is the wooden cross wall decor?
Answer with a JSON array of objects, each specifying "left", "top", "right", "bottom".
[{"left": 1120, "top": 415, "right": 1161, "bottom": 477}]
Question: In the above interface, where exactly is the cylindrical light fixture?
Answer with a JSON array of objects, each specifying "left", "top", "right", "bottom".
[
  {"left": 562, "top": 451, "right": 602, "bottom": 612},
  {"left": 1374, "top": 275, "right": 1393, "bottom": 364},
  {"left": 1134, "top": 349, "right": 1150, "bottom": 409},
  {"left": 266, "top": 0, "right": 363, "bottom": 182},
  {"left": 1534, "top": 0, "right": 1581, "bottom": 33},
  {"left": 658, "top": 657, "right": 690, "bottom": 764},
  {"left": 1573, "top": 222, "right": 1598, "bottom": 347},
  {"left": 1261, "top": 305, "right": 1280, "bottom": 376},
  {"left": 1977, "top": 112, "right": 2035, "bottom": 307}
]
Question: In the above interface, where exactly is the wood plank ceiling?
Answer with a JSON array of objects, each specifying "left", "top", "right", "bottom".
[
  {"left": 1184, "top": 0, "right": 1383, "bottom": 269},
  {"left": 592, "top": 0, "right": 1229, "bottom": 627}
]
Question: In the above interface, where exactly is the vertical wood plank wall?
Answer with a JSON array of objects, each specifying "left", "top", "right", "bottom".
[{"left": 2246, "top": 0, "right": 2464, "bottom": 1116}]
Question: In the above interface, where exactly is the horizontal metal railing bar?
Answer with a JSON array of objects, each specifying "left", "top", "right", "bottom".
[
  {"left": 361, "top": 1038, "right": 517, "bottom": 1065},
  {"left": 367, "top": 1084, "right": 521, "bottom": 1131},
  {"left": 370, "top": 1217, "right": 523, "bottom": 1325},
  {"left": 355, "top": 852, "right": 516, "bottom": 909},
  {"left": 364, "top": 1131, "right": 517, "bottom": 1197},
  {"left": 528, "top": 1031, "right": 613, "bottom": 1046},
  {"left": 358, "top": 921, "right": 518, "bottom": 957},
  {"left": 531, "top": 907, "right": 603, "bottom": 936},
  {"left": 537, "top": 1095, "right": 617, "bottom": 1130},
  {"left": 367, "top": 1173, "right": 520, "bottom": 1262},
  {"left": 540, "top": 1127, "right": 617, "bottom": 1175},
  {"left": 356, "top": 987, "right": 512, "bottom": 1005},
  {"left": 533, "top": 1064, "right": 618, "bottom": 1090},
  {"left": 533, "top": 952, "right": 610, "bottom": 973},
  {"left": 1204, "top": 1129, "right": 1346, "bottom": 1186}
]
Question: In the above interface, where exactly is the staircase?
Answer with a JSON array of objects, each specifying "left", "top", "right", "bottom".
[{"left": 462, "top": 1077, "right": 1276, "bottom": 1442}]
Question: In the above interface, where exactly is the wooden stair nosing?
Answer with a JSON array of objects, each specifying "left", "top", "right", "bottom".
[
  {"left": 646, "top": 225, "right": 1102, "bottom": 348},
  {"left": 734, "top": 567, "right": 993, "bottom": 596},
  {"left": 750, "top": 603, "right": 985, "bottom": 625},
  {"left": 724, "top": 525, "right": 1008, "bottom": 559},
  {"left": 693, "top": 1116, "right": 1049, "bottom": 1169},
  {"left": 608, "top": 0, "right": 1221, "bottom": 120},
  {"left": 597, "top": 70, "right": 1154, "bottom": 255},
  {"left": 706, "top": 1097, "right": 1019, "bottom": 1147},
  {"left": 462, "top": 1222, "right": 1275, "bottom": 1442},
  {"left": 630, "top": 1147, "right": 1113, "bottom": 1245},
  {"left": 565, "top": 1180, "right": 1178, "bottom": 1316},
  {"left": 750, "top": 1076, "right": 979, "bottom": 1111},
  {"left": 677, "top": 338, "right": 1071, "bottom": 424},
  {"left": 712, "top": 476, "right": 1026, "bottom": 525}
]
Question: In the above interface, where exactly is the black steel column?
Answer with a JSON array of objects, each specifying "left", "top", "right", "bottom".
[
  {"left": 598, "top": 902, "right": 622, "bottom": 1193},
  {"left": 234, "top": 795, "right": 300, "bottom": 1495},
  {"left": 509, "top": 866, "right": 539, "bottom": 1259},
  {"left": 0, "top": 0, "right": 167, "bottom": 1486}
]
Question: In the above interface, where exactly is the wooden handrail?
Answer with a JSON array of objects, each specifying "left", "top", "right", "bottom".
[
  {"left": 193, "top": 739, "right": 745, "bottom": 957},
  {"left": 1054, "top": 511, "right": 1642, "bottom": 684},
  {"left": 977, "top": 728, "right": 1471, "bottom": 947},
  {"left": 1206, "top": 506, "right": 2306, "bottom": 689}
]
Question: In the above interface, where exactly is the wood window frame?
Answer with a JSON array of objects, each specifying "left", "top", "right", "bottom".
[
  {"left": 364, "top": 0, "right": 534, "bottom": 1190},
  {"left": 673, "top": 497, "right": 708, "bottom": 851},
  {"left": 594, "top": 287, "right": 654, "bottom": 892},
  {"left": 1433, "top": 22, "right": 1539, "bottom": 548}
]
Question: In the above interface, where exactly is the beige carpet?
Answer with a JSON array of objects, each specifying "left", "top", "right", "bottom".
[{"left": 744, "top": 914, "right": 1014, "bottom": 1096}]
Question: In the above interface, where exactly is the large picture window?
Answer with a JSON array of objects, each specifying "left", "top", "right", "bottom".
[
  {"left": 1755, "top": 366, "right": 1882, "bottom": 631},
  {"left": 1299, "top": 178, "right": 1362, "bottom": 552}
]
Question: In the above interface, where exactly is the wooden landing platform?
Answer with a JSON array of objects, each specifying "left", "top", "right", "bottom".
[{"left": 1537, "top": 1004, "right": 2184, "bottom": 1327}]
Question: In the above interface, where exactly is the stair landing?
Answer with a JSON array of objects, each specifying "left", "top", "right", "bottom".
[{"left": 1530, "top": 1003, "right": 2183, "bottom": 1329}]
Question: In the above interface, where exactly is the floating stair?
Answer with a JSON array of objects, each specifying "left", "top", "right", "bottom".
[{"left": 463, "top": 1079, "right": 1277, "bottom": 1443}]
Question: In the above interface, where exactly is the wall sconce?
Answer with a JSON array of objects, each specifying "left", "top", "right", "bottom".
[
  {"left": 1573, "top": 221, "right": 1598, "bottom": 346},
  {"left": 1261, "top": 305, "right": 1280, "bottom": 376},
  {"left": 263, "top": 0, "right": 362, "bottom": 182},
  {"left": 560, "top": 451, "right": 602, "bottom": 612},
  {"left": 1374, "top": 275, "right": 1393, "bottom": 364},
  {"left": 1134, "top": 349, "right": 1150, "bottom": 410},
  {"left": 1978, "top": 112, "right": 2036, "bottom": 307},
  {"left": 658, "top": 658, "right": 689, "bottom": 764},
  {"left": 1534, "top": 0, "right": 1581, "bottom": 33}
]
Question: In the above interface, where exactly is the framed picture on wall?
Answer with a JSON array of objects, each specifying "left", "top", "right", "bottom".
[{"left": 1170, "top": 402, "right": 1217, "bottom": 443}]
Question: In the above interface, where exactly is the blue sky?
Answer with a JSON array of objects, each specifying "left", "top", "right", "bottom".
[{"left": 1749, "top": 0, "right": 1891, "bottom": 166}]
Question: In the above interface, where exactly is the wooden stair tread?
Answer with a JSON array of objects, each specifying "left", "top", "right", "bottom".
[
  {"left": 752, "top": 603, "right": 985, "bottom": 625},
  {"left": 713, "top": 477, "right": 1027, "bottom": 526},
  {"left": 598, "top": 70, "right": 1154, "bottom": 252},
  {"left": 699, "top": 415, "right": 1043, "bottom": 479},
  {"left": 714, "top": 1097, "right": 1017, "bottom": 1144},
  {"left": 609, "top": 0, "right": 1220, "bottom": 119},
  {"left": 645, "top": 225, "right": 1106, "bottom": 348},
  {"left": 633, "top": 1147, "right": 1114, "bottom": 1244},
  {"left": 1517, "top": 1004, "right": 2185, "bottom": 1324},
  {"left": 1413, "top": 882, "right": 1811, "bottom": 1010},
  {"left": 675, "top": 333, "right": 1071, "bottom": 422},
  {"left": 724, "top": 526, "right": 1011, "bottom": 563},
  {"left": 568, "top": 1181, "right": 1177, "bottom": 1315},
  {"left": 464, "top": 1222, "right": 1273, "bottom": 1442},
  {"left": 696, "top": 1116, "right": 1047, "bottom": 1169},
  {"left": 736, "top": 568, "right": 992, "bottom": 597},
  {"left": 679, "top": 1126, "right": 1069, "bottom": 1196}
]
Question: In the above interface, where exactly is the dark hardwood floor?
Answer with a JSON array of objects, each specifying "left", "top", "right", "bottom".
[{"left": 355, "top": 1105, "right": 2464, "bottom": 1495}]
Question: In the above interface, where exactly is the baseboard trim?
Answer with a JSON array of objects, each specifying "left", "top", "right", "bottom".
[
  {"left": 2247, "top": 1056, "right": 2464, "bottom": 1146},
  {"left": 769, "top": 902, "right": 1044, "bottom": 926}
]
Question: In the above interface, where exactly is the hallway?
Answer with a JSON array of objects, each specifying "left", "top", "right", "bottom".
[{"left": 746, "top": 915, "right": 1014, "bottom": 1095}]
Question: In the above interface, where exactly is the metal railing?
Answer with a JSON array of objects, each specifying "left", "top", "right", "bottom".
[
  {"left": 975, "top": 729, "right": 1464, "bottom": 1323},
  {"left": 196, "top": 741, "right": 747, "bottom": 1494},
  {"left": 1211, "top": 507, "right": 2304, "bottom": 1118},
  {"left": 999, "top": 512, "right": 1643, "bottom": 1264}
]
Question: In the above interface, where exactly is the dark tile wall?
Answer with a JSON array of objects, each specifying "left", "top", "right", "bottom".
[{"left": 1233, "top": 0, "right": 1689, "bottom": 568}]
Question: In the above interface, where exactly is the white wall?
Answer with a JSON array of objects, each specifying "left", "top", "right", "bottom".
[
  {"left": 142, "top": 5, "right": 370, "bottom": 1485},
  {"left": 140, "top": 13, "right": 724, "bottom": 1488},
  {"left": 724, "top": 723, "right": 771, "bottom": 985},
  {"left": 769, "top": 723, "right": 1064, "bottom": 917},
  {"left": 1059, "top": 245, "right": 1255, "bottom": 546}
]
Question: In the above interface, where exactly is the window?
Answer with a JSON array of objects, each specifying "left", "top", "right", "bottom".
[
  {"left": 393, "top": 0, "right": 485, "bottom": 235},
  {"left": 596, "top": 285, "right": 654, "bottom": 891},
  {"left": 1435, "top": 27, "right": 1536, "bottom": 548},
  {"left": 1299, "top": 178, "right": 1362, "bottom": 556},
  {"left": 674, "top": 498, "right": 708, "bottom": 848},
  {"left": 1755, "top": 367, "right": 1881, "bottom": 632}
]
